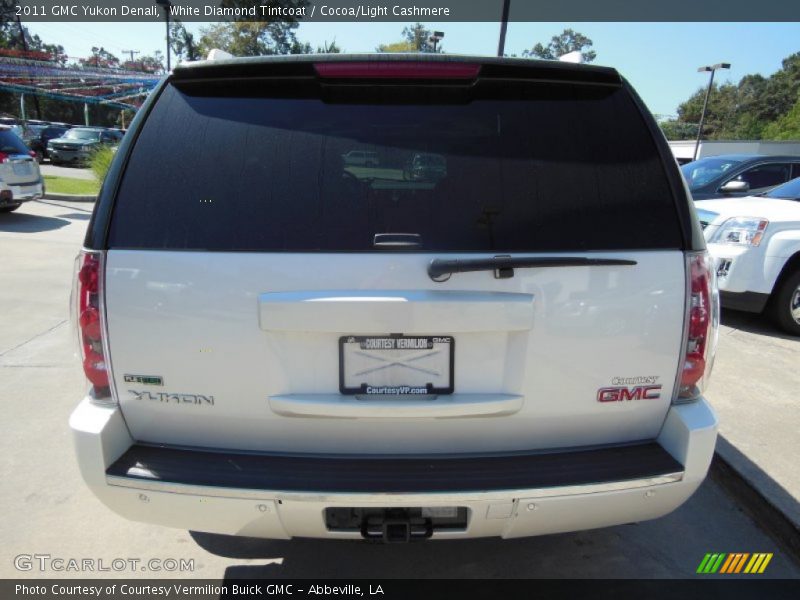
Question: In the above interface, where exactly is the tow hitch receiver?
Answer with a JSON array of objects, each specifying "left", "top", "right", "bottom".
[
  {"left": 325, "top": 507, "right": 467, "bottom": 542},
  {"left": 362, "top": 513, "right": 432, "bottom": 543}
]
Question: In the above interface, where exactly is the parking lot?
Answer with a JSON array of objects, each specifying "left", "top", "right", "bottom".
[{"left": 1, "top": 199, "right": 799, "bottom": 579}]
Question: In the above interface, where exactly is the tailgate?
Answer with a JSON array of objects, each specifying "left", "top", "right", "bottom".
[{"left": 105, "top": 250, "right": 685, "bottom": 454}]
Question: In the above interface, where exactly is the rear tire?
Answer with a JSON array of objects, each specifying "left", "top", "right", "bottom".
[
  {"left": 0, "top": 203, "right": 21, "bottom": 212},
  {"left": 770, "top": 269, "right": 800, "bottom": 336}
]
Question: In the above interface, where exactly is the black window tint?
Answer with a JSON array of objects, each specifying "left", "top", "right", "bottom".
[
  {"left": 791, "top": 164, "right": 800, "bottom": 179},
  {"left": 108, "top": 82, "right": 682, "bottom": 252},
  {"left": 0, "top": 130, "right": 30, "bottom": 154},
  {"left": 735, "top": 163, "right": 791, "bottom": 190}
]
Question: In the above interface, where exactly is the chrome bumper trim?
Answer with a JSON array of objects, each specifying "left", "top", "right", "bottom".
[{"left": 106, "top": 471, "right": 684, "bottom": 503}]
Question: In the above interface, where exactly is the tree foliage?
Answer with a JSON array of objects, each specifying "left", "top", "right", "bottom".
[
  {"left": 523, "top": 28, "right": 596, "bottom": 63},
  {"left": 377, "top": 23, "right": 443, "bottom": 53},
  {"left": 80, "top": 46, "right": 120, "bottom": 69},
  {"left": 663, "top": 52, "right": 800, "bottom": 141},
  {"left": 170, "top": 21, "right": 201, "bottom": 62},
  {"left": 762, "top": 97, "right": 800, "bottom": 140}
]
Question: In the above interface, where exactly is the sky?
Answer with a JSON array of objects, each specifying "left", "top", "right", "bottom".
[{"left": 25, "top": 21, "right": 800, "bottom": 118}]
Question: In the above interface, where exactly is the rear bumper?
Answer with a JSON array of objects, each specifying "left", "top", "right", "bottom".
[
  {"left": 70, "top": 397, "right": 717, "bottom": 540},
  {"left": 0, "top": 181, "right": 43, "bottom": 204}
]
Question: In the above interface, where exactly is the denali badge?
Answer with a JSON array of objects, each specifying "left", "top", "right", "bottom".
[
  {"left": 124, "top": 374, "right": 163, "bottom": 386},
  {"left": 129, "top": 390, "right": 214, "bottom": 405},
  {"left": 597, "top": 385, "right": 662, "bottom": 402}
]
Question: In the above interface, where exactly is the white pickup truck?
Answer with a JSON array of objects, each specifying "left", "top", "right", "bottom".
[
  {"left": 70, "top": 55, "right": 719, "bottom": 543},
  {"left": 696, "top": 176, "right": 800, "bottom": 335}
]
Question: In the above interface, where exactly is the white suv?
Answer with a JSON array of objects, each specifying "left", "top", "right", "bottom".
[
  {"left": 70, "top": 55, "right": 719, "bottom": 543},
  {"left": 696, "top": 176, "right": 800, "bottom": 335}
]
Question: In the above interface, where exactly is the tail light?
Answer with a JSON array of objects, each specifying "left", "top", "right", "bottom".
[
  {"left": 72, "top": 250, "right": 111, "bottom": 399},
  {"left": 674, "top": 251, "right": 719, "bottom": 403},
  {"left": 0, "top": 152, "right": 8, "bottom": 163}
]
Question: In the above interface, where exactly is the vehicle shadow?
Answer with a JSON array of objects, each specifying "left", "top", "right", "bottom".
[
  {"left": 0, "top": 212, "right": 70, "bottom": 233},
  {"left": 720, "top": 308, "right": 799, "bottom": 343},
  {"left": 194, "top": 528, "right": 637, "bottom": 579},
  {"left": 57, "top": 212, "right": 91, "bottom": 221}
]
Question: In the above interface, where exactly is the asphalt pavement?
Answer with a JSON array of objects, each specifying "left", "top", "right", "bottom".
[{"left": 0, "top": 199, "right": 798, "bottom": 579}]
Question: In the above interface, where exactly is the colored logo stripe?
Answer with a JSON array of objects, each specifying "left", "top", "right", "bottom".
[
  {"left": 720, "top": 553, "right": 749, "bottom": 573},
  {"left": 697, "top": 553, "right": 726, "bottom": 573},
  {"left": 744, "top": 553, "right": 773, "bottom": 574},
  {"left": 697, "top": 553, "right": 773, "bottom": 574}
]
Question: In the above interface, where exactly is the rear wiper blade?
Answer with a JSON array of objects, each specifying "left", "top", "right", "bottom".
[{"left": 428, "top": 255, "right": 637, "bottom": 281}]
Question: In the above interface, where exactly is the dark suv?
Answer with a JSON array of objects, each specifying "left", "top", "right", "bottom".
[
  {"left": 682, "top": 154, "right": 800, "bottom": 200},
  {"left": 24, "top": 125, "right": 70, "bottom": 162}
]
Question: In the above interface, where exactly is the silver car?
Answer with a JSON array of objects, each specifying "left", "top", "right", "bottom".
[{"left": 0, "top": 125, "right": 44, "bottom": 213}]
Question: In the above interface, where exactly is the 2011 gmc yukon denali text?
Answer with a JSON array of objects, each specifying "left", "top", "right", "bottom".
[{"left": 70, "top": 55, "right": 719, "bottom": 543}]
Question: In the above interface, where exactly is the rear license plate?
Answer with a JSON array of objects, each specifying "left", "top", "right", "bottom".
[
  {"left": 11, "top": 162, "right": 31, "bottom": 176},
  {"left": 339, "top": 335, "right": 454, "bottom": 395}
]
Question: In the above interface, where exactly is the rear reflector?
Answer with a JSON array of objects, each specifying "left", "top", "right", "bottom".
[{"left": 314, "top": 62, "right": 481, "bottom": 80}]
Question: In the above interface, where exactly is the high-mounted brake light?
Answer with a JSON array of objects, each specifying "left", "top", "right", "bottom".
[
  {"left": 675, "top": 252, "right": 719, "bottom": 403},
  {"left": 73, "top": 250, "right": 110, "bottom": 396},
  {"left": 313, "top": 62, "right": 481, "bottom": 80}
]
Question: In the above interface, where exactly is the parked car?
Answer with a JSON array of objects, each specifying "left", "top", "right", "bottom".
[
  {"left": 342, "top": 150, "right": 380, "bottom": 167},
  {"left": 0, "top": 125, "right": 44, "bottom": 212},
  {"left": 25, "top": 125, "right": 70, "bottom": 162},
  {"left": 71, "top": 55, "right": 718, "bottom": 543},
  {"left": 681, "top": 154, "right": 800, "bottom": 200},
  {"left": 696, "top": 176, "right": 800, "bottom": 335},
  {"left": 48, "top": 127, "right": 123, "bottom": 165}
]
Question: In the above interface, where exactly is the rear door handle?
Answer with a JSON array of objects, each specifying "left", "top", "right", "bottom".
[{"left": 373, "top": 233, "right": 422, "bottom": 248}]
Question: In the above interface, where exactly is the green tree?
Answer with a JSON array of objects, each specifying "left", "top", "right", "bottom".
[
  {"left": 659, "top": 120, "right": 698, "bottom": 141},
  {"left": 317, "top": 40, "right": 341, "bottom": 54},
  {"left": 123, "top": 52, "right": 164, "bottom": 74},
  {"left": 197, "top": 0, "right": 310, "bottom": 57},
  {"left": 762, "top": 97, "right": 800, "bottom": 140},
  {"left": 669, "top": 51, "right": 800, "bottom": 141},
  {"left": 80, "top": 47, "right": 120, "bottom": 69},
  {"left": 170, "top": 21, "right": 201, "bottom": 62},
  {"left": 197, "top": 21, "right": 311, "bottom": 56},
  {"left": 376, "top": 40, "right": 416, "bottom": 53},
  {"left": 0, "top": 0, "right": 19, "bottom": 49},
  {"left": 523, "top": 28, "right": 596, "bottom": 63},
  {"left": 377, "top": 23, "right": 442, "bottom": 53}
]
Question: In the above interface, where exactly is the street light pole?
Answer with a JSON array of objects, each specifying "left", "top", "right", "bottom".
[
  {"left": 156, "top": 0, "right": 172, "bottom": 71},
  {"left": 497, "top": 0, "right": 511, "bottom": 57},
  {"left": 694, "top": 62, "right": 730, "bottom": 161},
  {"left": 428, "top": 31, "right": 444, "bottom": 53}
]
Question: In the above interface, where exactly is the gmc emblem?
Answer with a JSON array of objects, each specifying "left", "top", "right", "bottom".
[{"left": 597, "top": 385, "right": 662, "bottom": 402}]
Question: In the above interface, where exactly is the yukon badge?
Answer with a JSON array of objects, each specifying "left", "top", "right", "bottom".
[
  {"left": 129, "top": 390, "right": 215, "bottom": 406},
  {"left": 598, "top": 376, "right": 662, "bottom": 402}
]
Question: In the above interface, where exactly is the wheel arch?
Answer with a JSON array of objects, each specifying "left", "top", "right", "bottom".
[{"left": 770, "top": 250, "right": 800, "bottom": 296}]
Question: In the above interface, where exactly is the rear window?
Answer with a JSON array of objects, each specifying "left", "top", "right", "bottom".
[
  {"left": 0, "top": 130, "right": 30, "bottom": 154},
  {"left": 108, "top": 80, "right": 682, "bottom": 252}
]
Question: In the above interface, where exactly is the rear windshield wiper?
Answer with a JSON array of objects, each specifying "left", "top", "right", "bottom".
[{"left": 428, "top": 256, "right": 637, "bottom": 281}]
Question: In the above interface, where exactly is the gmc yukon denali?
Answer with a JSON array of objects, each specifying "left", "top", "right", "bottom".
[{"left": 70, "top": 55, "right": 719, "bottom": 543}]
